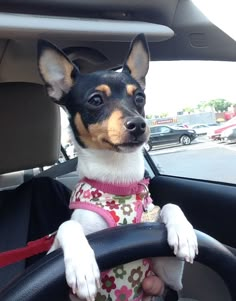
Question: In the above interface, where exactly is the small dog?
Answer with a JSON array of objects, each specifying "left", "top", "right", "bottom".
[{"left": 38, "top": 34, "right": 198, "bottom": 301}]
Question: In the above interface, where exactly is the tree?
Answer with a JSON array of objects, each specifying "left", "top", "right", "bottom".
[
  {"left": 159, "top": 112, "right": 168, "bottom": 118},
  {"left": 207, "top": 99, "right": 232, "bottom": 112},
  {"left": 196, "top": 101, "right": 208, "bottom": 112},
  {"left": 183, "top": 106, "right": 194, "bottom": 114}
]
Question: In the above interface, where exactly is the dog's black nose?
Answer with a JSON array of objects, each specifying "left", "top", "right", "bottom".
[{"left": 125, "top": 117, "right": 146, "bottom": 136}]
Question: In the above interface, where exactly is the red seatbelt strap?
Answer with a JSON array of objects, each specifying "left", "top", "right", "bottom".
[{"left": 0, "top": 232, "right": 56, "bottom": 268}]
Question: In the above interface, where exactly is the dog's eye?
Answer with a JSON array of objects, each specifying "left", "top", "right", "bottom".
[
  {"left": 88, "top": 94, "right": 104, "bottom": 107},
  {"left": 134, "top": 93, "right": 146, "bottom": 106}
]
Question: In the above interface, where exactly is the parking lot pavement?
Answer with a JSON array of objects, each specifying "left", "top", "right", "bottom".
[
  {"left": 149, "top": 137, "right": 236, "bottom": 156},
  {"left": 149, "top": 138, "right": 236, "bottom": 184}
]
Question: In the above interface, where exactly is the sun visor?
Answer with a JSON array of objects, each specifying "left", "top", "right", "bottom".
[{"left": 0, "top": 13, "right": 174, "bottom": 42}]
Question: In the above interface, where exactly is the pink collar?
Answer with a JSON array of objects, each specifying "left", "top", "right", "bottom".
[{"left": 81, "top": 177, "right": 150, "bottom": 196}]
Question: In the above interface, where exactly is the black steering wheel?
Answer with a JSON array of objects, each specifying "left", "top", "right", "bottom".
[{"left": 0, "top": 223, "right": 235, "bottom": 301}]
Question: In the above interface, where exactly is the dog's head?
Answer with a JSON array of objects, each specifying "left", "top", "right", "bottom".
[{"left": 38, "top": 34, "right": 150, "bottom": 152}]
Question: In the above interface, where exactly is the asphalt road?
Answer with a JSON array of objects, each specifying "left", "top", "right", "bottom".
[{"left": 149, "top": 137, "right": 236, "bottom": 184}]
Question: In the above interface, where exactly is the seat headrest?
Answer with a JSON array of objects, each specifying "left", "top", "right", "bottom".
[{"left": 0, "top": 83, "right": 61, "bottom": 174}]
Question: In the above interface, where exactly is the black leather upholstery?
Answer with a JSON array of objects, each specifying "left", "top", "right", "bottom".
[
  {"left": 0, "top": 223, "right": 235, "bottom": 301},
  {"left": 0, "top": 184, "right": 31, "bottom": 289}
]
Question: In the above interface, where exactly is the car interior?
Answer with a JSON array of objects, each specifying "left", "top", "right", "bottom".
[{"left": 0, "top": 1, "right": 235, "bottom": 301}]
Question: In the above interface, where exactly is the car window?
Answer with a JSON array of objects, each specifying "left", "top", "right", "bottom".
[
  {"left": 150, "top": 127, "right": 158, "bottom": 134},
  {"left": 159, "top": 126, "right": 171, "bottom": 133},
  {"left": 150, "top": 126, "right": 171, "bottom": 134},
  {"left": 146, "top": 60, "right": 236, "bottom": 184},
  {"left": 59, "top": 60, "right": 236, "bottom": 185},
  {"left": 60, "top": 108, "right": 77, "bottom": 161}
]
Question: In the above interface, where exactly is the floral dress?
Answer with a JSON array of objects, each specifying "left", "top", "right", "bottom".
[{"left": 70, "top": 180, "right": 157, "bottom": 301}]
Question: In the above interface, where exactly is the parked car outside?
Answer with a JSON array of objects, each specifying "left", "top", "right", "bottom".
[
  {"left": 208, "top": 122, "right": 221, "bottom": 127},
  {"left": 190, "top": 124, "right": 210, "bottom": 136},
  {"left": 221, "top": 126, "right": 236, "bottom": 143},
  {"left": 146, "top": 125, "right": 197, "bottom": 151},
  {"left": 174, "top": 123, "right": 189, "bottom": 129},
  {"left": 208, "top": 117, "right": 236, "bottom": 140}
]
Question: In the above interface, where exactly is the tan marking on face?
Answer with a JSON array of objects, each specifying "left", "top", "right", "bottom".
[
  {"left": 126, "top": 84, "right": 137, "bottom": 96},
  {"left": 74, "top": 111, "right": 127, "bottom": 150},
  {"left": 74, "top": 113, "right": 112, "bottom": 150},
  {"left": 95, "top": 84, "right": 111, "bottom": 97},
  {"left": 39, "top": 49, "right": 74, "bottom": 90},
  {"left": 106, "top": 110, "right": 125, "bottom": 144}
]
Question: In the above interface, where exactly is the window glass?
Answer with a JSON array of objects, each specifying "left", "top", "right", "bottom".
[
  {"left": 60, "top": 109, "right": 77, "bottom": 161},
  {"left": 160, "top": 127, "right": 171, "bottom": 133},
  {"left": 150, "top": 127, "right": 157, "bottom": 134},
  {"left": 146, "top": 61, "right": 236, "bottom": 184}
]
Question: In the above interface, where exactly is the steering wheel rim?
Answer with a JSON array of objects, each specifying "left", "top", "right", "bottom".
[{"left": 0, "top": 223, "right": 235, "bottom": 301}]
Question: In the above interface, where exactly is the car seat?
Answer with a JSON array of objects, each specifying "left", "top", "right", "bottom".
[{"left": 0, "top": 82, "right": 61, "bottom": 288}]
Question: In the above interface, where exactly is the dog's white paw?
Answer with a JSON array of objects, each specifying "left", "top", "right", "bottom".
[
  {"left": 160, "top": 204, "right": 198, "bottom": 263},
  {"left": 166, "top": 220, "right": 198, "bottom": 263},
  {"left": 64, "top": 246, "right": 100, "bottom": 301}
]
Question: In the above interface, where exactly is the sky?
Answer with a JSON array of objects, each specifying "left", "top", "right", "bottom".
[{"left": 145, "top": 60, "right": 236, "bottom": 116}]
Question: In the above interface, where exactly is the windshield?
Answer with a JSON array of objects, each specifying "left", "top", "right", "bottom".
[{"left": 193, "top": 0, "right": 236, "bottom": 41}]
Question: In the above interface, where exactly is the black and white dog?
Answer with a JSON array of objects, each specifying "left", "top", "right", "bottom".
[{"left": 38, "top": 34, "right": 198, "bottom": 301}]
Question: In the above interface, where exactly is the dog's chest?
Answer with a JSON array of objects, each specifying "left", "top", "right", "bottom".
[
  {"left": 70, "top": 181, "right": 160, "bottom": 225},
  {"left": 69, "top": 181, "right": 161, "bottom": 300}
]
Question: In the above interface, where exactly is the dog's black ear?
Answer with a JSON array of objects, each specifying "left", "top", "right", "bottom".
[
  {"left": 122, "top": 34, "right": 149, "bottom": 90},
  {"left": 38, "top": 40, "right": 79, "bottom": 101}
]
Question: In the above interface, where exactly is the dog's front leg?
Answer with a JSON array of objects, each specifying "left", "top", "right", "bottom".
[
  {"left": 151, "top": 204, "right": 198, "bottom": 292},
  {"left": 159, "top": 204, "right": 198, "bottom": 262},
  {"left": 49, "top": 220, "right": 100, "bottom": 301}
]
